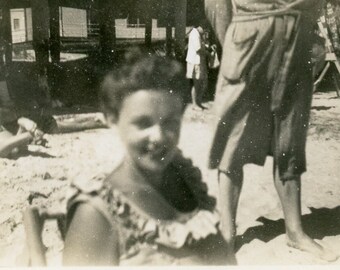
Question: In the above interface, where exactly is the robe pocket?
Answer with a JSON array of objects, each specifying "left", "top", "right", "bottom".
[{"left": 221, "top": 23, "right": 259, "bottom": 81}]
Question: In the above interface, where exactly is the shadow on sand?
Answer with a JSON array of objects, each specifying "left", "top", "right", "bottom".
[
  {"left": 311, "top": 106, "right": 335, "bottom": 111},
  {"left": 236, "top": 206, "right": 340, "bottom": 251},
  {"left": 12, "top": 150, "right": 57, "bottom": 159}
]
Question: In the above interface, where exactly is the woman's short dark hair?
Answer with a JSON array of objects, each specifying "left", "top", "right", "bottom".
[{"left": 100, "top": 49, "right": 189, "bottom": 121}]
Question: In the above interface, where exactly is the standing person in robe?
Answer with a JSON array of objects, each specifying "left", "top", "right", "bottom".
[{"left": 207, "top": 0, "right": 339, "bottom": 264}]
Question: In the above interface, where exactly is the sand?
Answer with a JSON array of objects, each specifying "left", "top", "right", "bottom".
[{"left": 0, "top": 91, "right": 339, "bottom": 266}]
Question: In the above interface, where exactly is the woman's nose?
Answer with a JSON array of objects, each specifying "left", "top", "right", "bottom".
[{"left": 148, "top": 125, "right": 164, "bottom": 144}]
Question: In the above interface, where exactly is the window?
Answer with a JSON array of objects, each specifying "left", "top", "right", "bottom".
[
  {"left": 60, "top": 7, "right": 88, "bottom": 38},
  {"left": 13, "top": 18, "right": 20, "bottom": 30},
  {"left": 127, "top": 17, "right": 145, "bottom": 27}
]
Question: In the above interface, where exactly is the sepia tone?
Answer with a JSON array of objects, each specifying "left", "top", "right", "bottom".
[{"left": 0, "top": 0, "right": 340, "bottom": 267}]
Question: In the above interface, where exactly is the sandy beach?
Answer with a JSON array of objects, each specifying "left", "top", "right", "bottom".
[{"left": 0, "top": 91, "right": 339, "bottom": 266}]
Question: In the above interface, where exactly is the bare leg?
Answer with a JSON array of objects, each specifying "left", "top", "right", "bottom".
[
  {"left": 191, "top": 78, "right": 200, "bottom": 108},
  {"left": 218, "top": 168, "right": 243, "bottom": 265},
  {"left": 274, "top": 169, "right": 338, "bottom": 261},
  {"left": 192, "top": 77, "right": 208, "bottom": 109},
  {"left": 0, "top": 132, "right": 33, "bottom": 158},
  {"left": 54, "top": 117, "right": 106, "bottom": 134}
]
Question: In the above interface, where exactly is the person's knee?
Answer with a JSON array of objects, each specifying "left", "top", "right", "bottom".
[
  {"left": 218, "top": 166, "right": 243, "bottom": 183},
  {"left": 273, "top": 166, "right": 301, "bottom": 183}
]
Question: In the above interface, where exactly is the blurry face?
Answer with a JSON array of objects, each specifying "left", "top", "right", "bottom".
[{"left": 115, "top": 90, "right": 184, "bottom": 174}]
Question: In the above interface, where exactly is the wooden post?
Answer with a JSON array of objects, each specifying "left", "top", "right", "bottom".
[
  {"left": 174, "top": 0, "right": 187, "bottom": 61},
  {"left": 165, "top": 1, "right": 173, "bottom": 56},
  {"left": 145, "top": 17, "right": 152, "bottom": 48},
  {"left": 1, "top": 2, "right": 12, "bottom": 66},
  {"left": 48, "top": 0, "right": 61, "bottom": 102},
  {"left": 99, "top": 0, "right": 116, "bottom": 65},
  {"left": 165, "top": 24, "right": 172, "bottom": 56},
  {"left": 49, "top": 0, "right": 60, "bottom": 63},
  {"left": 31, "top": 0, "right": 51, "bottom": 105}
]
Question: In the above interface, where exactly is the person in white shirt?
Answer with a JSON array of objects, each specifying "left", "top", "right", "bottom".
[{"left": 186, "top": 24, "right": 208, "bottom": 110}]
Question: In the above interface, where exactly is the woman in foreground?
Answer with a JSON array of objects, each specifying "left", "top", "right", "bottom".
[{"left": 63, "top": 52, "right": 228, "bottom": 266}]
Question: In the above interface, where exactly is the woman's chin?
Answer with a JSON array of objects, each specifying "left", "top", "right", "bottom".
[{"left": 138, "top": 157, "right": 171, "bottom": 175}]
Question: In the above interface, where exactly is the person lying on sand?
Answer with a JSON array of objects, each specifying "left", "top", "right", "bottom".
[
  {"left": 0, "top": 113, "right": 106, "bottom": 158},
  {"left": 1, "top": 77, "right": 106, "bottom": 158}
]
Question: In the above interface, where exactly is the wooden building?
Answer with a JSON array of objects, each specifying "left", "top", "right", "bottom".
[{"left": 0, "top": 0, "right": 204, "bottom": 110}]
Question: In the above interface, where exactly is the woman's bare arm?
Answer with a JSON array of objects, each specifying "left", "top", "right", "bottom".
[{"left": 63, "top": 203, "right": 119, "bottom": 266}]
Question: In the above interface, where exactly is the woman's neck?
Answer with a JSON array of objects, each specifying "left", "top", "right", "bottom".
[
  {"left": 121, "top": 157, "right": 164, "bottom": 191},
  {"left": 109, "top": 157, "right": 179, "bottom": 220}
]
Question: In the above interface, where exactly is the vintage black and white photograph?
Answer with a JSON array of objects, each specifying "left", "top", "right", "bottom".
[{"left": 0, "top": 0, "right": 340, "bottom": 267}]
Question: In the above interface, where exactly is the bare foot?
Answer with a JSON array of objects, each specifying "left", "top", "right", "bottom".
[
  {"left": 192, "top": 105, "right": 208, "bottom": 111},
  {"left": 287, "top": 234, "right": 338, "bottom": 262},
  {"left": 226, "top": 253, "right": 237, "bottom": 265},
  {"left": 220, "top": 238, "right": 238, "bottom": 265},
  {"left": 198, "top": 104, "right": 208, "bottom": 110}
]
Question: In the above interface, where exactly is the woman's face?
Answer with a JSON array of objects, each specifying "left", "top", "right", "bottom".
[{"left": 115, "top": 89, "right": 184, "bottom": 174}]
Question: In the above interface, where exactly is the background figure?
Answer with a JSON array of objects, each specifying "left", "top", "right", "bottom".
[
  {"left": 324, "top": 0, "right": 340, "bottom": 56},
  {"left": 1, "top": 78, "right": 105, "bottom": 158},
  {"left": 204, "top": 0, "right": 233, "bottom": 57},
  {"left": 186, "top": 23, "right": 208, "bottom": 110},
  {"left": 207, "top": 0, "right": 338, "bottom": 265},
  {"left": 1, "top": 79, "right": 44, "bottom": 158}
]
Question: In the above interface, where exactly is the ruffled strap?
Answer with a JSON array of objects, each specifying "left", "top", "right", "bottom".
[
  {"left": 103, "top": 186, "right": 221, "bottom": 251},
  {"left": 65, "top": 153, "right": 221, "bottom": 252},
  {"left": 65, "top": 174, "right": 143, "bottom": 259},
  {"left": 156, "top": 209, "right": 220, "bottom": 249},
  {"left": 65, "top": 173, "right": 113, "bottom": 228}
]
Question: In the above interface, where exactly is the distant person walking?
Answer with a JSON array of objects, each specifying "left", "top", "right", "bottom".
[{"left": 186, "top": 23, "right": 208, "bottom": 110}]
